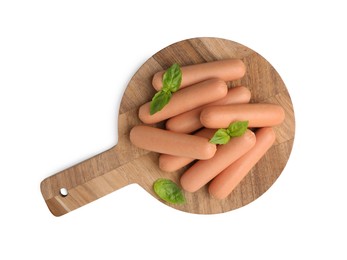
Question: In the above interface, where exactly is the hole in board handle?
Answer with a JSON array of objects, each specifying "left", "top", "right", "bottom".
[{"left": 59, "top": 188, "right": 69, "bottom": 197}]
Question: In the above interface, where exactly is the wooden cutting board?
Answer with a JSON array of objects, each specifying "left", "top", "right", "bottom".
[{"left": 40, "top": 37, "right": 295, "bottom": 216}]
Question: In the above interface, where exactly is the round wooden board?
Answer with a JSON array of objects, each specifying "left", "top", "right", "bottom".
[
  {"left": 41, "top": 37, "right": 295, "bottom": 216},
  {"left": 121, "top": 37, "right": 295, "bottom": 214}
]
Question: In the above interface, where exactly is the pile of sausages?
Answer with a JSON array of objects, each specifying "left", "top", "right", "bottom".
[{"left": 130, "top": 59, "right": 285, "bottom": 200}]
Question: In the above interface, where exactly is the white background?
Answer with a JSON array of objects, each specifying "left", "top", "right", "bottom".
[{"left": 1, "top": 1, "right": 346, "bottom": 259}]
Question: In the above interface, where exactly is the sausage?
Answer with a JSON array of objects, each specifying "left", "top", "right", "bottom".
[
  {"left": 158, "top": 128, "right": 216, "bottom": 172},
  {"left": 130, "top": 125, "right": 216, "bottom": 160},
  {"left": 200, "top": 103, "right": 285, "bottom": 129},
  {"left": 152, "top": 59, "right": 246, "bottom": 91},
  {"left": 139, "top": 78, "right": 228, "bottom": 124},
  {"left": 165, "top": 86, "right": 251, "bottom": 133},
  {"left": 208, "top": 127, "right": 276, "bottom": 199},
  {"left": 180, "top": 130, "right": 256, "bottom": 193}
]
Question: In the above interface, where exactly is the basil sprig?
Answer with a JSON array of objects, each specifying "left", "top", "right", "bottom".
[
  {"left": 209, "top": 121, "right": 249, "bottom": 145},
  {"left": 150, "top": 63, "right": 182, "bottom": 115},
  {"left": 153, "top": 178, "right": 186, "bottom": 204}
]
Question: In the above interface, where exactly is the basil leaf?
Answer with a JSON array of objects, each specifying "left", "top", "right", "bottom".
[
  {"left": 227, "top": 121, "right": 249, "bottom": 137},
  {"left": 209, "top": 129, "right": 231, "bottom": 145},
  {"left": 153, "top": 178, "right": 186, "bottom": 204},
  {"left": 162, "top": 63, "right": 182, "bottom": 93},
  {"left": 148, "top": 63, "right": 182, "bottom": 115},
  {"left": 150, "top": 90, "right": 172, "bottom": 115}
]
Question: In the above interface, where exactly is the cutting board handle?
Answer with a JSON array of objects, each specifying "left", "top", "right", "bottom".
[{"left": 40, "top": 146, "right": 131, "bottom": 216}]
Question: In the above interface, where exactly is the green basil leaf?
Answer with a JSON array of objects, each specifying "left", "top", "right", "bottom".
[
  {"left": 150, "top": 90, "right": 172, "bottom": 115},
  {"left": 209, "top": 129, "right": 231, "bottom": 144},
  {"left": 162, "top": 63, "right": 182, "bottom": 93},
  {"left": 227, "top": 121, "right": 249, "bottom": 137},
  {"left": 153, "top": 178, "right": 186, "bottom": 204}
]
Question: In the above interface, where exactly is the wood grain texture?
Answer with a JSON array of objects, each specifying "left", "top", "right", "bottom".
[{"left": 40, "top": 37, "right": 295, "bottom": 216}]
